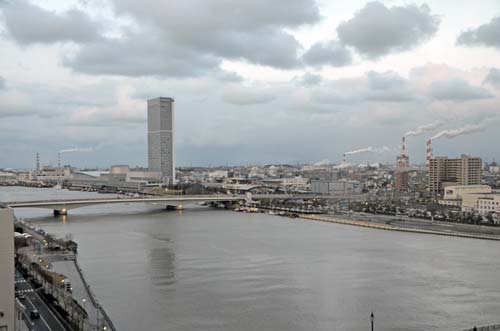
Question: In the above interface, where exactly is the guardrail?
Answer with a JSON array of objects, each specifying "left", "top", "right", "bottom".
[
  {"left": 73, "top": 258, "right": 118, "bottom": 331},
  {"left": 460, "top": 324, "right": 500, "bottom": 331}
]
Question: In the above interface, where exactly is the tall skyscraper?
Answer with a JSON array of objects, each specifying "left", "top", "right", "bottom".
[
  {"left": 429, "top": 155, "right": 482, "bottom": 195},
  {"left": 148, "top": 97, "right": 175, "bottom": 185}
]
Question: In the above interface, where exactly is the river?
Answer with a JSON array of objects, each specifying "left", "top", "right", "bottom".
[{"left": 3, "top": 187, "right": 500, "bottom": 331}]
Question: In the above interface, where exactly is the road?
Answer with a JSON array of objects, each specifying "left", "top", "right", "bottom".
[
  {"left": 342, "top": 211, "right": 500, "bottom": 238},
  {"left": 16, "top": 271, "right": 68, "bottom": 331}
]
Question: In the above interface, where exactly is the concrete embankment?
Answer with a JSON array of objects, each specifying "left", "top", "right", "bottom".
[
  {"left": 300, "top": 214, "right": 500, "bottom": 242},
  {"left": 73, "top": 257, "right": 117, "bottom": 331}
]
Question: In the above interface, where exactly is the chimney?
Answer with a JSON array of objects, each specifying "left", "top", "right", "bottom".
[{"left": 426, "top": 139, "right": 433, "bottom": 167}]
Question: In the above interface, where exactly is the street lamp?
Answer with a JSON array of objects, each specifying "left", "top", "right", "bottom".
[
  {"left": 370, "top": 312, "right": 374, "bottom": 331},
  {"left": 83, "top": 298, "right": 86, "bottom": 311}
]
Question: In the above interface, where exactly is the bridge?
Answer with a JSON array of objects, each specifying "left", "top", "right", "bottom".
[
  {"left": 5, "top": 194, "right": 244, "bottom": 215},
  {"left": 4, "top": 193, "right": 327, "bottom": 216},
  {"left": 4, "top": 193, "right": 368, "bottom": 216}
]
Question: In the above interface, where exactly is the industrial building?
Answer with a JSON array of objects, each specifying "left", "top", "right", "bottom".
[
  {"left": 428, "top": 155, "right": 482, "bottom": 195},
  {"left": 67, "top": 166, "right": 163, "bottom": 192},
  {"left": 311, "top": 179, "right": 361, "bottom": 195},
  {"left": 462, "top": 191, "right": 500, "bottom": 215},
  {"left": 439, "top": 185, "right": 492, "bottom": 207},
  {"left": 148, "top": 97, "right": 175, "bottom": 185},
  {"left": 0, "top": 204, "right": 14, "bottom": 331}
]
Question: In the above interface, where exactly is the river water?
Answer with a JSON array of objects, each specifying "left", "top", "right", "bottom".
[{"left": 3, "top": 187, "right": 500, "bottom": 331}]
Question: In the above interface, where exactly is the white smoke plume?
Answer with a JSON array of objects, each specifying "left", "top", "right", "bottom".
[
  {"left": 59, "top": 147, "right": 93, "bottom": 154},
  {"left": 314, "top": 159, "right": 330, "bottom": 166},
  {"left": 344, "top": 146, "right": 392, "bottom": 155},
  {"left": 405, "top": 122, "right": 442, "bottom": 137},
  {"left": 430, "top": 123, "right": 487, "bottom": 141}
]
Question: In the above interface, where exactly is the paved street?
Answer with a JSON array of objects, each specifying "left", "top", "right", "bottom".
[{"left": 16, "top": 271, "right": 68, "bottom": 331}]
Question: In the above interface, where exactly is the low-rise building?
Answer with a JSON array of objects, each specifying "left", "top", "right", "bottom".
[
  {"left": 462, "top": 192, "right": 500, "bottom": 216},
  {"left": 34, "top": 166, "right": 73, "bottom": 183},
  {"left": 311, "top": 179, "right": 361, "bottom": 195},
  {"left": 439, "top": 185, "right": 492, "bottom": 207}
]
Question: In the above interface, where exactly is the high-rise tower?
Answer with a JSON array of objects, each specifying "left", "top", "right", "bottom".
[{"left": 147, "top": 97, "right": 175, "bottom": 185}]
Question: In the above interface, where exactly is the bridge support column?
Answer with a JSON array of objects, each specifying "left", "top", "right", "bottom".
[
  {"left": 166, "top": 205, "right": 184, "bottom": 211},
  {"left": 53, "top": 209, "right": 68, "bottom": 216}
]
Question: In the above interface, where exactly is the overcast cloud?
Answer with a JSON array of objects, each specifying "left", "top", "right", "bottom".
[
  {"left": 302, "top": 40, "right": 352, "bottom": 67},
  {"left": 483, "top": 68, "right": 500, "bottom": 89},
  {"left": 429, "top": 79, "right": 493, "bottom": 101},
  {"left": 337, "top": 2, "right": 440, "bottom": 58},
  {"left": 1, "top": 1, "right": 101, "bottom": 45},
  {"left": 457, "top": 16, "right": 500, "bottom": 48}
]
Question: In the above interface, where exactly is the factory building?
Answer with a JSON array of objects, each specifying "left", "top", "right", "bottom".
[
  {"left": 439, "top": 185, "right": 492, "bottom": 207},
  {"left": 148, "top": 97, "right": 175, "bottom": 185},
  {"left": 0, "top": 205, "right": 14, "bottom": 331},
  {"left": 429, "top": 155, "right": 482, "bottom": 196},
  {"left": 311, "top": 179, "right": 361, "bottom": 195}
]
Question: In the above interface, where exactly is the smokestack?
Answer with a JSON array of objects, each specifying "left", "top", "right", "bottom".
[
  {"left": 397, "top": 136, "right": 410, "bottom": 168},
  {"left": 402, "top": 136, "right": 407, "bottom": 158},
  {"left": 342, "top": 153, "right": 346, "bottom": 164},
  {"left": 426, "top": 139, "right": 433, "bottom": 167},
  {"left": 58, "top": 152, "right": 61, "bottom": 169},
  {"left": 36, "top": 152, "right": 40, "bottom": 172}
]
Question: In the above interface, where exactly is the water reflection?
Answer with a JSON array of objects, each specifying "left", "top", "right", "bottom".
[{"left": 148, "top": 234, "right": 176, "bottom": 288}]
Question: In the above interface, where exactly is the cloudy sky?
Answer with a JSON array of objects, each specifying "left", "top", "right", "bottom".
[{"left": 1, "top": 0, "right": 500, "bottom": 169}]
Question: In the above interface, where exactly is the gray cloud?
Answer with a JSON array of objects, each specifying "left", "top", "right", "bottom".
[
  {"left": 215, "top": 71, "right": 243, "bottom": 83},
  {"left": 312, "top": 71, "right": 414, "bottom": 104},
  {"left": 0, "top": 80, "right": 118, "bottom": 120},
  {"left": 221, "top": 88, "right": 276, "bottom": 106},
  {"left": 63, "top": 33, "right": 221, "bottom": 78},
  {"left": 483, "top": 68, "right": 500, "bottom": 89},
  {"left": 366, "top": 70, "right": 406, "bottom": 90},
  {"left": 337, "top": 2, "right": 440, "bottom": 58},
  {"left": 294, "top": 72, "right": 322, "bottom": 87},
  {"left": 109, "top": 0, "right": 320, "bottom": 69},
  {"left": 430, "top": 79, "right": 493, "bottom": 101},
  {"left": 302, "top": 40, "right": 352, "bottom": 67},
  {"left": 457, "top": 16, "right": 500, "bottom": 48},
  {"left": 0, "top": 1, "right": 101, "bottom": 45}
]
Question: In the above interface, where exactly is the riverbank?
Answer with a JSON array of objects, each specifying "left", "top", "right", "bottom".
[
  {"left": 15, "top": 220, "right": 117, "bottom": 331},
  {"left": 299, "top": 214, "right": 500, "bottom": 242}
]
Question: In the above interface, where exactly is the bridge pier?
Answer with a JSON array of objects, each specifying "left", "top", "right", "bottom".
[
  {"left": 53, "top": 209, "right": 68, "bottom": 217},
  {"left": 166, "top": 205, "right": 184, "bottom": 211}
]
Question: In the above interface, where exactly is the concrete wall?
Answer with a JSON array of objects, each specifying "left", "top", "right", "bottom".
[{"left": 0, "top": 206, "right": 14, "bottom": 331}]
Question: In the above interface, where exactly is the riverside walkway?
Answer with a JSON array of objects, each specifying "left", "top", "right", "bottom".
[{"left": 300, "top": 214, "right": 500, "bottom": 242}]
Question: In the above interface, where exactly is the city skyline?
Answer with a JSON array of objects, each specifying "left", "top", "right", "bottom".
[{"left": 1, "top": 0, "right": 500, "bottom": 168}]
